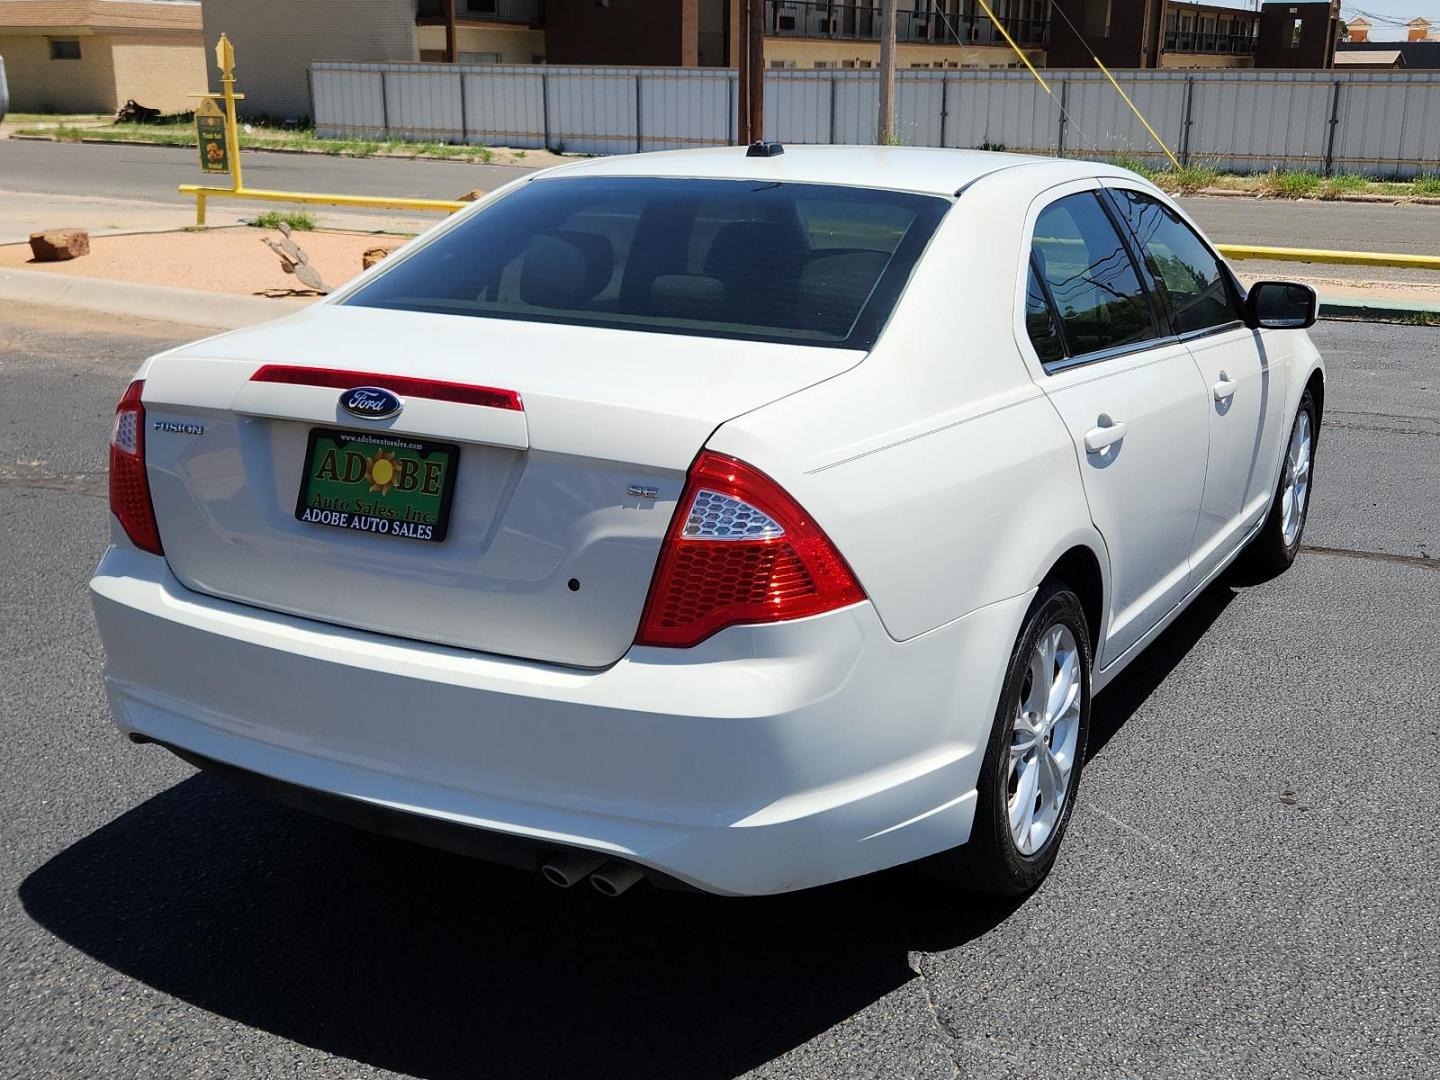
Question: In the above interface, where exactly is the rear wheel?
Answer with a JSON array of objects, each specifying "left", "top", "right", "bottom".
[
  {"left": 1244, "top": 389, "right": 1318, "bottom": 575},
  {"left": 926, "top": 582, "right": 1092, "bottom": 896}
]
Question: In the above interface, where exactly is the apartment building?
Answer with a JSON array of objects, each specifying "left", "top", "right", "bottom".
[
  {"left": 760, "top": 2, "right": 1048, "bottom": 71},
  {"left": 202, "top": 0, "right": 1348, "bottom": 122},
  {"left": 0, "top": 0, "right": 206, "bottom": 113},
  {"left": 1048, "top": 0, "right": 1338, "bottom": 70}
]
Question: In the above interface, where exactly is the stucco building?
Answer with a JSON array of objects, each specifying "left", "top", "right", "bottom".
[{"left": 0, "top": 0, "right": 206, "bottom": 114}]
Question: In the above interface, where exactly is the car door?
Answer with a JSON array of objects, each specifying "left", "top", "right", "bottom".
[
  {"left": 1103, "top": 184, "right": 1290, "bottom": 589},
  {"left": 1024, "top": 187, "right": 1211, "bottom": 667}
]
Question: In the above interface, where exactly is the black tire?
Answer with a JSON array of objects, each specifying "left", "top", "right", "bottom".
[
  {"left": 925, "top": 581, "right": 1092, "bottom": 897},
  {"left": 1242, "top": 388, "right": 1319, "bottom": 576}
]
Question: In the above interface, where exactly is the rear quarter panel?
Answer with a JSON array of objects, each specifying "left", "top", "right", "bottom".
[{"left": 711, "top": 184, "right": 1102, "bottom": 643}]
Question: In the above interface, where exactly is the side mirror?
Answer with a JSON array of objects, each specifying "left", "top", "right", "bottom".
[{"left": 1245, "top": 281, "right": 1317, "bottom": 330}]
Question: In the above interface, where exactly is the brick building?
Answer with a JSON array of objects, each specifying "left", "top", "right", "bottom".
[{"left": 0, "top": 0, "right": 207, "bottom": 114}]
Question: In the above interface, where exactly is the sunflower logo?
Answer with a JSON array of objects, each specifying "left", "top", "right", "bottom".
[{"left": 365, "top": 449, "right": 399, "bottom": 495}]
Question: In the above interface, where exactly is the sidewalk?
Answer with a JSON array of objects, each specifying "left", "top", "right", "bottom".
[{"left": 0, "top": 226, "right": 409, "bottom": 298}]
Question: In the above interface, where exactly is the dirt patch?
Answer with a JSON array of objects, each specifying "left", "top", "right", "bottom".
[{"left": 0, "top": 227, "right": 410, "bottom": 297}]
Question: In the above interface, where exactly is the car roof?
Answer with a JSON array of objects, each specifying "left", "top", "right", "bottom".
[{"left": 536, "top": 144, "right": 1126, "bottom": 198}]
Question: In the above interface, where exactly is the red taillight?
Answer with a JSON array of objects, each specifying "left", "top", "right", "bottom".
[
  {"left": 635, "top": 452, "right": 865, "bottom": 648},
  {"left": 109, "top": 379, "right": 163, "bottom": 555}
]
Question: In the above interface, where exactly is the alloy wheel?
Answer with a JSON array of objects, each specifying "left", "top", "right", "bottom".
[
  {"left": 1280, "top": 410, "right": 1313, "bottom": 548},
  {"left": 1008, "top": 623, "right": 1082, "bottom": 856}
]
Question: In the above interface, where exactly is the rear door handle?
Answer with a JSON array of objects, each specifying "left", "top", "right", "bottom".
[
  {"left": 1083, "top": 420, "right": 1127, "bottom": 453},
  {"left": 1213, "top": 374, "right": 1238, "bottom": 401}
]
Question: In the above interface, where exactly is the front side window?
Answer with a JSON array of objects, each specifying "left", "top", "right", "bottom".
[
  {"left": 1031, "top": 192, "right": 1157, "bottom": 358},
  {"left": 346, "top": 177, "right": 950, "bottom": 349},
  {"left": 1109, "top": 189, "right": 1242, "bottom": 336},
  {"left": 49, "top": 37, "right": 81, "bottom": 60}
]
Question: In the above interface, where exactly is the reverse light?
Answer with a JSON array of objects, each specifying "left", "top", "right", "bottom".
[
  {"left": 109, "top": 379, "right": 163, "bottom": 555},
  {"left": 635, "top": 452, "right": 865, "bottom": 648}
]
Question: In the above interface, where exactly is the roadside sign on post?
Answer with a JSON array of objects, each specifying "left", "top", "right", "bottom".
[{"left": 195, "top": 97, "right": 229, "bottom": 174}]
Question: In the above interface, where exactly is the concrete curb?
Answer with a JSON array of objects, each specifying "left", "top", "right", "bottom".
[
  {"left": 1319, "top": 295, "right": 1440, "bottom": 322},
  {"left": 0, "top": 267, "right": 300, "bottom": 330},
  {"left": 1191, "top": 186, "right": 1440, "bottom": 206}
]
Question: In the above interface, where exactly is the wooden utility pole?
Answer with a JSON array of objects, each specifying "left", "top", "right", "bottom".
[
  {"left": 747, "top": 0, "right": 766, "bottom": 142},
  {"left": 444, "top": 0, "right": 457, "bottom": 63},
  {"left": 877, "top": 0, "right": 897, "bottom": 144},
  {"left": 738, "top": 0, "right": 751, "bottom": 142}
]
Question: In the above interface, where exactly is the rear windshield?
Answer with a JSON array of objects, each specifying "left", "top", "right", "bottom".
[{"left": 343, "top": 176, "right": 950, "bottom": 349}]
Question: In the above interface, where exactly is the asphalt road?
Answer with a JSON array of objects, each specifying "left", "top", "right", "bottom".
[
  {"left": 0, "top": 138, "right": 532, "bottom": 207},
  {"left": 4, "top": 138, "right": 1440, "bottom": 253},
  {"left": 2, "top": 308, "right": 1438, "bottom": 1079}
]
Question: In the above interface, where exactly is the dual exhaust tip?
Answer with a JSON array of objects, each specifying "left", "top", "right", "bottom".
[{"left": 540, "top": 850, "right": 644, "bottom": 897}]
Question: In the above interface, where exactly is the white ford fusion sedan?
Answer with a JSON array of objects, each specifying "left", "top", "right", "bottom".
[{"left": 91, "top": 145, "right": 1323, "bottom": 898}]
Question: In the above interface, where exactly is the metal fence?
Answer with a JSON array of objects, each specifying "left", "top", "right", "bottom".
[{"left": 312, "top": 62, "right": 1440, "bottom": 177}]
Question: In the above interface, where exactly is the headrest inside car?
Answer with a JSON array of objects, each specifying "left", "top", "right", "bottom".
[{"left": 520, "top": 231, "right": 615, "bottom": 309}]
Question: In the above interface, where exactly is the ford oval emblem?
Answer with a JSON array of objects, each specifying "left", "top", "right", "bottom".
[{"left": 339, "top": 386, "right": 403, "bottom": 420}]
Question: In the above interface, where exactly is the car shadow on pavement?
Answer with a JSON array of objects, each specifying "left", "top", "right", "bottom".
[
  {"left": 19, "top": 573, "right": 1245, "bottom": 1080},
  {"left": 18, "top": 772, "right": 1017, "bottom": 1080},
  {"left": 1087, "top": 576, "right": 1240, "bottom": 761}
]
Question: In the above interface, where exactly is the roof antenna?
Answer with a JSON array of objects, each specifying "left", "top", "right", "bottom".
[{"left": 746, "top": 141, "right": 784, "bottom": 158}]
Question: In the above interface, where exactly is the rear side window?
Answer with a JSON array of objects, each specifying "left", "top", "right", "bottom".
[
  {"left": 345, "top": 177, "right": 950, "bottom": 349},
  {"left": 1024, "top": 259, "right": 1065, "bottom": 364},
  {"left": 1109, "top": 188, "right": 1242, "bottom": 336},
  {"left": 1031, "top": 192, "right": 1157, "bottom": 358}
]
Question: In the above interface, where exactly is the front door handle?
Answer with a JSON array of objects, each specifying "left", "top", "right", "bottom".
[
  {"left": 1213, "top": 374, "right": 1238, "bottom": 401},
  {"left": 1083, "top": 419, "right": 1127, "bottom": 453}
]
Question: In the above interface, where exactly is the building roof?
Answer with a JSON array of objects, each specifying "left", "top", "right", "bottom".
[
  {"left": 1334, "top": 49, "right": 1403, "bottom": 66},
  {"left": 538, "top": 145, "right": 1122, "bottom": 198},
  {"left": 0, "top": 0, "right": 201, "bottom": 33},
  {"left": 1338, "top": 39, "right": 1440, "bottom": 68}
]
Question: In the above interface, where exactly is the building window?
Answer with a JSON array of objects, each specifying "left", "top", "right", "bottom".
[
  {"left": 770, "top": 59, "right": 797, "bottom": 68},
  {"left": 1081, "top": 0, "right": 1111, "bottom": 38},
  {"left": 458, "top": 51, "right": 502, "bottom": 63},
  {"left": 813, "top": 60, "right": 833, "bottom": 68},
  {"left": 49, "top": 37, "right": 82, "bottom": 60},
  {"left": 1287, "top": 17, "right": 1301, "bottom": 48}
]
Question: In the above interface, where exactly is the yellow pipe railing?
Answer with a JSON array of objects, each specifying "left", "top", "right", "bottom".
[
  {"left": 180, "top": 184, "right": 466, "bottom": 226},
  {"left": 1216, "top": 244, "right": 1440, "bottom": 272}
]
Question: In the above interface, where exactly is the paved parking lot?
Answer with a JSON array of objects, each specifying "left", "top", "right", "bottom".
[{"left": 1, "top": 307, "right": 1436, "bottom": 1079}]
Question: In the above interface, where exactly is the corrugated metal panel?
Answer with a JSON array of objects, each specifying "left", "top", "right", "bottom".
[
  {"left": 1188, "top": 70, "right": 1333, "bottom": 173},
  {"left": 311, "top": 63, "right": 1440, "bottom": 178},
  {"left": 312, "top": 68, "right": 386, "bottom": 139},
  {"left": 463, "top": 68, "right": 546, "bottom": 148},
  {"left": 1331, "top": 71, "right": 1440, "bottom": 178},
  {"left": 638, "top": 69, "right": 734, "bottom": 151},
  {"left": 896, "top": 73, "right": 944, "bottom": 148},
  {"left": 944, "top": 71, "right": 1057, "bottom": 155},
  {"left": 765, "top": 70, "right": 833, "bottom": 144},
  {"left": 1063, "top": 70, "right": 1187, "bottom": 167},
  {"left": 545, "top": 66, "right": 638, "bottom": 155},
  {"left": 385, "top": 68, "right": 464, "bottom": 141}
]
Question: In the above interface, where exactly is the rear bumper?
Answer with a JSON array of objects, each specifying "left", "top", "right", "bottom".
[{"left": 90, "top": 545, "right": 1029, "bottom": 895}]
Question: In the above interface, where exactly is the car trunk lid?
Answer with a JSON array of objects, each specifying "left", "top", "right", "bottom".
[{"left": 137, "top": 305, "right": 862, "bottom": 667}]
